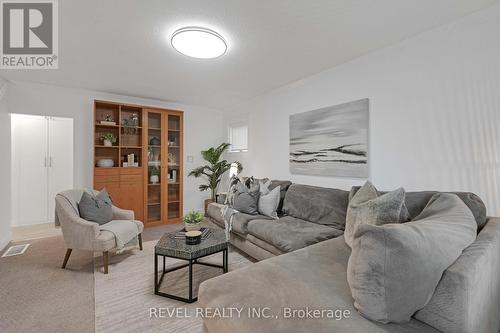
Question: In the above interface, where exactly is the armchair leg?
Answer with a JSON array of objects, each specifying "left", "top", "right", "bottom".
[
  {"left": 138, "top": 233, "right": 143, "bottom": 251},
  {"left": 61, "top": 248, "right": 72, "bottom": 269},
  {"left": 103, "top": 251, "right": 109, "bottom": 274}
]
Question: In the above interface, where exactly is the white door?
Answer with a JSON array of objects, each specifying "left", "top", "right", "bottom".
[
  {"left": 11, "top": 114, "right": 49, "bottom": 226},
  {"left": 47, "top": 117, "right": 74, "bottom": 222}
]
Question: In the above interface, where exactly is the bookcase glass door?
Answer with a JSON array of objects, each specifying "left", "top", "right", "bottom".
[
  {"left": 167, "top": 114, "right": 181, "bottom": 219},
  {"left": 146, "top": 111, "right": 163, "bottom": 223}
]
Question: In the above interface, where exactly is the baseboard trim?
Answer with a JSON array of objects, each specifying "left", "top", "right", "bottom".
[{"left": 0, "top": 230, "right": 12, "bottom": 252}]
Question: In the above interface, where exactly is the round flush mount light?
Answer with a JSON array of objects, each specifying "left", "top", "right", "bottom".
[{"left": 171, "top": 27, "right": 227, "bottom": 59}]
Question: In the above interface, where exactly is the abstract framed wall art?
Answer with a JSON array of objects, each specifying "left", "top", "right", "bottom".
[{"left": 289, "top": 98, "right": 369, "bottom": 178}]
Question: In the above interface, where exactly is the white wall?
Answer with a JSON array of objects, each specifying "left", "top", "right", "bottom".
[
  {"left": 229, "top": 5, "right": 500, "bottom": 216},
  {"left": 3, "top": 81, "right": 225, "bottom": 222},
  {"left": 0, "top": 78, "right": 11, "bottom": 250}
]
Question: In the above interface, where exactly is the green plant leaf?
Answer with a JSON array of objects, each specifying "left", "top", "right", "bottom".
[
  {"left": 199, "top": 184, "right": 210, "bottom": 191},
  {"left": 189, "top": 142, "right": 242, "bottom": 200}
]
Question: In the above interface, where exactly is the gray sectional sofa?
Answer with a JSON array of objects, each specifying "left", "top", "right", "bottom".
[
  {"left": 207, "top": 183, "right": 347, "bottom": 260},
  {"left": 202, "top": 182, "right": 500, "bottom": 333}
]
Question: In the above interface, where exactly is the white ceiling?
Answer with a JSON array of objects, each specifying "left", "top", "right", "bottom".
[{"left": 1, "top": 0, "right": 498, "bottom": 110}]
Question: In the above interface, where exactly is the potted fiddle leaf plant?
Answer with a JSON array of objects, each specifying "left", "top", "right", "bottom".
[
  {"left": 184, "top": 210, "right": 204, "bottom": 231},
  {"left": 188, "top": 143, "right": 242, "bottom": 214},
  {"left": 100, "top": 132, "right": 116, "bottom": 147}
]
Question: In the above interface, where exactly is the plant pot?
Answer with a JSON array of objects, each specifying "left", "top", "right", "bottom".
[
  {"left": 204, "top": 199, "right": 214, "bottom": 216},
  {"left": 150, "top": 175, "right": 159, "bottom": 184},
  {"left": 103, "top": 140, "right": 112, "bottom": 147},
  {"left": 185, "top": 223, "right": 201, "bottom": 232}
]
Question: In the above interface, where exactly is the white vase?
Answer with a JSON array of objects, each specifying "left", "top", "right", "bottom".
[
  {"left": 150, "top": 175, "right": 159, "bottom": 184},
  {"left": 103, "top": 139, "right": 112, "bottom": 147},
  {"left": 185, "top": 223, "right": 201, "bottom": 232}
]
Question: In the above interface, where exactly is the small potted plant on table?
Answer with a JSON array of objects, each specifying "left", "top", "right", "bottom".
[{"left": 184, "top": 211, "right": 204, "bottom": 232}]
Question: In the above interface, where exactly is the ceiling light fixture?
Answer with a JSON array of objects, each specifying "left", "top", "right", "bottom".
[{"left": 171, "top": 27, "right": 227, "bottom": 59}]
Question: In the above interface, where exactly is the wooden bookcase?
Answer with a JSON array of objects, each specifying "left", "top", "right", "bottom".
[{"left": 93, "top": 100, "right": 184, "bottom": 227}]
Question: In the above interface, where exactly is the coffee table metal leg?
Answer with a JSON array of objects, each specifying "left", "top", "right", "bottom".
[
  {"left": 154, "top": 254, "right": 158, "bottom": 294},
  {"left": 154, "top": 248, "right": 226, "bottom": 303},
  {"left": 188, "top": 259, "right": 193, "bottom": 301},
  {"left": 223, "top": 249, "right": 228, "bottom": 273}
]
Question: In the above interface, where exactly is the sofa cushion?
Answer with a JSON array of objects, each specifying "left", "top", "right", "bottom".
[
  {"left": 246, "top": 234, "right": 284, "bottom": 256},
  {"left": 198, "top": 236, "right": 440, "bottom": 333},
  {"left": 247, "top": 216, "right": 343, "bottom": 252},
  {"left": 350, "top": 187, "right": 487, "bottom": 229},
  {"left": 268, "top": 180, "right": 292, "bottom": 215},
  {"left": 344, "top": 181, "right": 408, "bottom": 248},
  {"left": 347, "top": 193, "right": 477, "bottom": 323},
  {"left": 232, "top": 212, "right": 272, "bottom": 235},
  {"left": 282, "top": 184, "right": 349, "bottom": 230}
]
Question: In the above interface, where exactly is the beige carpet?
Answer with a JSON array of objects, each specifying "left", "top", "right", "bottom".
[
  {"left": 0, "top": 221, "right": 250, "bottom": 333},
  {"left": 0, "top": 236, "right": 95, "bottom": 333},
  {"left": 94, "top": 239, "right": 252, "bottom": 333}
]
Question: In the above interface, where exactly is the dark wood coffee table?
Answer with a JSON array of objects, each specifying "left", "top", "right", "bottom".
[{"left": 154, "top": 228, "right": 228, "bottom": 303}]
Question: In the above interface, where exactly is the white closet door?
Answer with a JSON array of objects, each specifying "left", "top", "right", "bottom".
[
  {"left": 11, "top": 114, "right": 48, "bottom": 226},
  {"left": 47, "top": 117, "right": 74, "bottom": 222}
]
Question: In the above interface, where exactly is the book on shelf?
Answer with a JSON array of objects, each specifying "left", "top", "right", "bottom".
[{"left": 100, "top": 120, "right": 116, "bottom": 125}]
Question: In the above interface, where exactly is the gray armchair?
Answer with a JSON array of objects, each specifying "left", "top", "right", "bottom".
[{"left": 55, "top": 189, "right": 144, "bottom": 274}]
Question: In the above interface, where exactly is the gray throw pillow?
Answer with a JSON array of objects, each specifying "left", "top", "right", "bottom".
[
  {"left": 78, "top": 189, "right": 113, "bottom": 225},
  {"left": 344, "top": 181, "right": 409, "bottom": 248},
  {"left": 258, "top": 186, "right": 280, "bottom": 219},
  {"left": 259, "top": 179, "right": 272, "bottom": 195},
  {"left": 347, "top": 193, "right": 477, "bottom": 323},
  {"left": 233, "top": 182, "right": 260, "bottom": 215}
]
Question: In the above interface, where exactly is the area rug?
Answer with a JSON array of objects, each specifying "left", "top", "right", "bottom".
[{"left": 94, "top": 239, "right": 252, "bottom": 333}]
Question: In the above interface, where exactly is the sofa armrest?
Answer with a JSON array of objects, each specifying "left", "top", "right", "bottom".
[
  {"left": 112, "top": 206, "right": 135, "bottom": 220},
  {"left": 207, "top": 202, "right": 225, "bottom": 225},
  {"left": 415, "top": 217, "right": 500, "bottom": 333}
]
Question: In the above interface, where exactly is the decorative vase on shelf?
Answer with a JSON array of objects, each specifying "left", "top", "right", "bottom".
[
  {"left": 150, "top": 175, "right": 159, "bottom": 184},
  {"left": 149, "top": 137, "right": 161, "bottom": 146},
  {"left": 103, "top": 139, "right": 112, "bottom": 147}
]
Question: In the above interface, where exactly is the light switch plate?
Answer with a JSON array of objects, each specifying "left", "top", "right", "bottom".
[{"left": 187, "top": 155, "right": 194, "bottom": 163}]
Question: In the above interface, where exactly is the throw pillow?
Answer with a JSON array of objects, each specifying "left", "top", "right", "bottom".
[
  {"left": 259, "top": 179, "right": 272, "bottom": 195},
  {"left": 244, "top": 176, "right": 255, "bottom": 189},
  {"left": 233, "top": 182, "right": 260, "bottom": 215},
  {"left": 344, "top": 181, "right": 409, "bottom": 248},
  {"left": 258, "top": 186, "right": 280, "bottom": 219},
  {"left": 225, "top": 175, "right": 241, "bottom": 206},
  {"left": 268, "top": 180, "right": 292, "bottom": 216},
  {"left": 78, "top": 189, "right": 113, "bottom": 225},
  {"left": 347, "top": 193, "right": 477, "bottom": 323}
]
